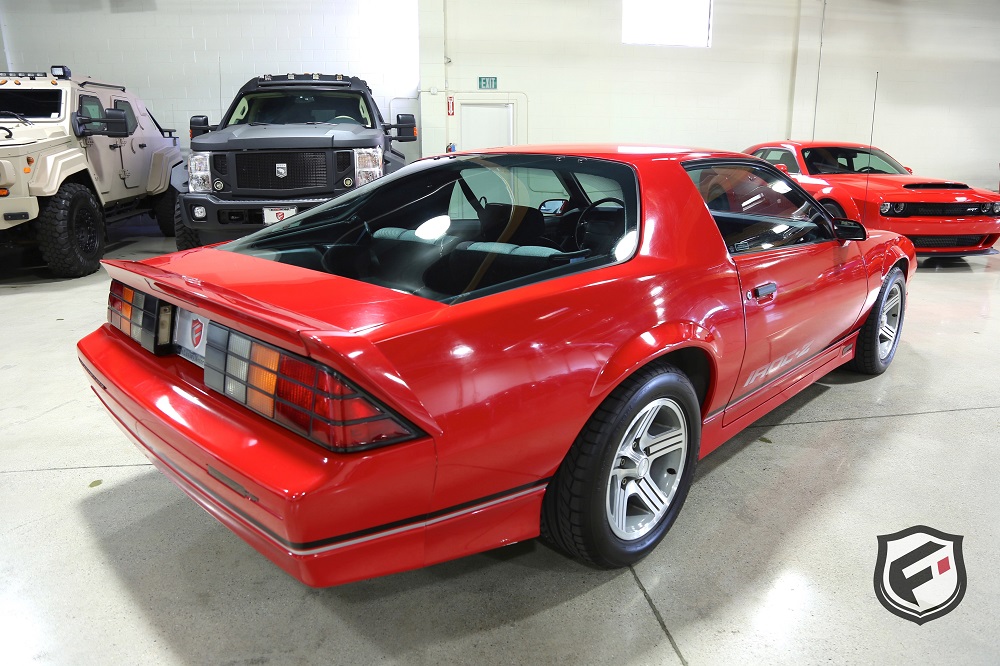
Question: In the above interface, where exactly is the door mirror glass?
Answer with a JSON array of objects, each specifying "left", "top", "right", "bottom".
[{"left": 539, "top": 198, "right": 568, "bottom": 215}]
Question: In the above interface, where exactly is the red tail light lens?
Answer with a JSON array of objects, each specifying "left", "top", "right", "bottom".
[{"left": 202, "top": 323, "right": 422, "bottom": 452}]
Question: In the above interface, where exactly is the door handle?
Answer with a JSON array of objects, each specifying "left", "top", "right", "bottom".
[
  {"left": 138, "top": 143, "right": 147, "bottom": 148},
  {"left": 751, "top": 282, "right": 777, "bottom": 299}
]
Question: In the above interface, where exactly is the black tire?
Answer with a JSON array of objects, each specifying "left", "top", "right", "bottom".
[
  {"left": 848, "top": 266, "right": 906, "bottom": 375},
  {"left": 541, "top": 364, "right": 701, "bottom": 568},
  {"left": 821, "top": 200, "right": 846, "bottom": 219},
  {"left": 152, "top": 188, "right": 178, "bottom": 237},
  {"left": 174, "top": 198, "right": 202, "bottom": 250},
  {"left": 35, "top": 182, "right": 105, "bottom": 278}
]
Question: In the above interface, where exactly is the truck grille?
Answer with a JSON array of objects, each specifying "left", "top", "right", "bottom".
[
  {"left": 235, "top": 152, "right": 327, "bottom": 190},
  {"left": 908, "top": 235, "right": 986, "bottom": 248}
]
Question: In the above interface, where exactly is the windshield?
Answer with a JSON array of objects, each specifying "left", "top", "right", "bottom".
[
  {"left": 223, "top": 154, "right": 640, "bottom": 303},
  {"left": 222, "top": 90, "right": 374, "bottom": 128},
  {"left": 0, "top": 89, "right": 63, "bottom": 121},
  {"left": 802, "top": 146, "right": 908, "bottom": 175}
]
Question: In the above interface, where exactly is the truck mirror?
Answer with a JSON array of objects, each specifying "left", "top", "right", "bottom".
[
  {"left": 70, "top": 109, "right": 128, "bottom": 138},
  {"left": 393, "top": 113, "right": 417, "bottom": 142},
  {"left": 190, "top": 115, "right": 212, "bottom": 138}
]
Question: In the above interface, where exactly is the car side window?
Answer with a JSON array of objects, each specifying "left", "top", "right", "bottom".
[
  {"left": 78, "top": 94, "right": 105, "bottom": 131},
  {"left": 685, "top": 163, "right": 833, "bottom": 254},
  {"left": 752, "top": 148, "right": 801, "bottom": 174},
  {"left": 114, "top": 100, "right": 138, "bottom": 134}
]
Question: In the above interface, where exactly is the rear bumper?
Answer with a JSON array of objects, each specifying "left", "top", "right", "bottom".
[
  {"left": 178, "top": 192, "right": 330, "bottom": 234},
  {"left": 77, "top": 325, "right": 436, "bottom": 587}
]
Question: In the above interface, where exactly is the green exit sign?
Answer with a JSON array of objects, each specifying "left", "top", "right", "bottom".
[{"left": 478, "top": 76, "right": 498, "bottom": 90}]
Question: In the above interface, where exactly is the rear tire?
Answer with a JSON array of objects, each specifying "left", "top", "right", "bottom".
[
  {"left": 35, "top": 182, "right": 105, "bottom": 278},
  {"left": 152, "top": 188, "right": 178, "bottom": 237},
  {"left": 848, "top": 267, "right": 906, "bottom": 374},
  {"left": 541, "top": 364, "right": 700, "bottom": 568},
  {"left": 174, "top": 199, "right": 201, "bottom": 250}
]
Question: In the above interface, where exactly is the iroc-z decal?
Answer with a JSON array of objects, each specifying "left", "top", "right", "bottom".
[{"left": 743, "top": 341, "right": 812, "bottom": 388}]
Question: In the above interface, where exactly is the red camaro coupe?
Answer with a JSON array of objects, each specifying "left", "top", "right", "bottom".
[
  {"left": 745, "top": 141, "right": 1000, "bottom": 256},
  {"left": 78, "top": 146, "right": 916, "bottom": 587}
]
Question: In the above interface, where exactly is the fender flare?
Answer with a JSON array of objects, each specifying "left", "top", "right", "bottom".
[
  {"left": 591, "top": 321, "right": 720, "bottom": 406},
  {"left": 881, "top": 235, "right": 914, "bottom": 280},
  {"left": 169, "top": 161, "right": 189, "bottom": 194},
  {"left": 27, "top": 148, "right": 92, "bottom": 198},
  {"left": 146, "top": 145, "right": 184, "bottom": 196}
]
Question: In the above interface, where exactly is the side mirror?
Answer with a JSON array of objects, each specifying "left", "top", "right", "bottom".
[
  {"left": 71, "top": 108, "right": 128, "bottom": 138},
  {"left": 390, "top": 113, "right": 417, "bottom": 142},
  {"left": 539, "top": 198, "right": 568, "bottom": 215},
  {"left": 774, "top": 163, "right": 789, "bottom": 175},
  {"left": 904, "top": 166, "right": 913, "bottom": 174},
  {"left": 833, "top": 218, "right": 867, "bottom": 242},
  {"left": 190, "top": 115, "right": 213, "bottom": 138}
]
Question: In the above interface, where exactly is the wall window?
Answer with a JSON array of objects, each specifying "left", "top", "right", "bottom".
[{"left": 622, "top": 0, "right": 713, "bottom": 48}]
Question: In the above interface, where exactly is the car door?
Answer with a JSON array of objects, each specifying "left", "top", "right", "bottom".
[
  {"left": 111, "top": 96, "right": 151, "bottom": 192},
  {"left": 685, "top": 161, "right": 868, "bottom": 425},
  {"left": 77, "top": 92, "right": 116, "bottom": 196}
]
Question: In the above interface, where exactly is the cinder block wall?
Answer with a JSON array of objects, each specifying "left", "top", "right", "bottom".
[
  {"left": 419, "top": 0, "right": 1000, "bottom": 189},
  {"left": 0, "top": 0, "right": 421, "bottom": 161}
]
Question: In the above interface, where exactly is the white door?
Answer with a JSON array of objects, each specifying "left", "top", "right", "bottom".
[{"left": 459, "top": 103, "right": 514, "bottom": 151}]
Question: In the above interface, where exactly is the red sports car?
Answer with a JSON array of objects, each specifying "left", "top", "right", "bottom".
[
  {"left": 77, "top": 146, "right": 915, "bottom": 587},
  {"left": 745, "top": 141, "right": 1000, "bottom": 256}
]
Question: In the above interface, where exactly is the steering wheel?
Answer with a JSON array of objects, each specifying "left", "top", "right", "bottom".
[
  {"left": 857, "top": 166, "right": 881, "bottom": 174},
  {"left": 575, "top": 197, "right": 625, "bottom": 250}
]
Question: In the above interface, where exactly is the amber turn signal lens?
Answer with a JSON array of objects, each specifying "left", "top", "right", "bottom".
[{"left": 0, "top": 189, "right": 8, "bottom": 197}]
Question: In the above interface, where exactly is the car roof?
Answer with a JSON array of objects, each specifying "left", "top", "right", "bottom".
[
  {"left": 451, "top": 144, "right": 749, "bottom": 165},
  {"left": 749, "top": 140, "right": 883, "bottom": 151}
]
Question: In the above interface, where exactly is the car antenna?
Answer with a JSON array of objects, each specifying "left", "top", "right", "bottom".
[{"left": 862, "top": 71, "right": 879, "bottom": 226}]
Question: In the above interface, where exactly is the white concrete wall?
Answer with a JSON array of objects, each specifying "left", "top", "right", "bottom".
[
  {"left": 0, "top": 0, "right": 421, "bottom": 159},
  {"left": 419, "top": 0, "right": 1000, "bottom": 189}
]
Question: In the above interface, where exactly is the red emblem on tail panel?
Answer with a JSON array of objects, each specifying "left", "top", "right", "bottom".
[{"left": 191, "top": 319, "right": 204, "bottom": 347}]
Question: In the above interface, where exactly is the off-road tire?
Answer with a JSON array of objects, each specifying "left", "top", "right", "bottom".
[
  {"left": 152, "top": 188, "right": 178, "bottom": 237},
  {"left": 541, "top": 364, "right": 700, "bottom": 568},
  {"left": 174, "top": 199, "right": 201, "bottom": 250},
  {"left": 848, "top": 267, "right": 906, "bottom": 375},
  {"left": 35, "top": 182, "right": 105, "bottom": 278}
]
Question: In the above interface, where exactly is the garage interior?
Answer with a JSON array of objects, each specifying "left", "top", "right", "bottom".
[{"left": 1, "top": 1, "right": 998, "bottom": 664}]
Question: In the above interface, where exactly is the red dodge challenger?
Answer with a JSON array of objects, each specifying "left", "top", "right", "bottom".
[
  {"left": 745, "top": 141, "right": 1000, "bottom": 256},
  {"left": 78, "top": 146, "right": 916, "bottom": 587}
]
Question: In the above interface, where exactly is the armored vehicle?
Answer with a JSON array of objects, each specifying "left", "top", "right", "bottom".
[
  {"left": 0, "top": 66, "right": 182, "bottom": 277},
  {"left": 173, "top": 73, "right": 417, "bottom": 250}
]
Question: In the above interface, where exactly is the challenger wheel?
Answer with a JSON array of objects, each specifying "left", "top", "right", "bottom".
[
  {"left": 541, "top": 364, "right": 700, "bottom": 568},
  {"left": 849, "top": 267, "right": 906, "bottom": 375},
  {"left": 821, "top": 200, "right": 846, "bottom": 219},
  {"left": 174, "top": 199, "right": 202, "bottom": 250},
  {"left": 35, "top": 182, "right": 105, "bottom": 278}
]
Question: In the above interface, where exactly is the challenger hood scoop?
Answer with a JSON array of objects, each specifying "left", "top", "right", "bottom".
[{"left": 903, "top": 182, "right": 969, "bottom": 190}]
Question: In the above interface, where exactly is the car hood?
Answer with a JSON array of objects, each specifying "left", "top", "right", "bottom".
[
  {"left": 0, "top": 123, "right": 69, "bottom": 150},
  {"left": 103, "top": 247, "right": 445, "bottom": 338},
  {"left": 806, "top": 173, "right": 998, "bottom": 202},
  {"left": 191, "top": 123, "right": 386, "bottom": 151}
]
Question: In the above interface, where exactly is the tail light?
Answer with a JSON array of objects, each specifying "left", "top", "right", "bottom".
[
  {"left": 108, "top": 280, "right": 173, "bottom": 354},
  {"left": 202, "top": 323, "right": 422, "bottom": 452},
  {"left": 106, "top": 281, "right": 421, "bottom": 452}
]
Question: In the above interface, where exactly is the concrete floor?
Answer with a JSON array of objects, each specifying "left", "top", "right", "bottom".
[{"left": 2, "top": 216, "right": 998, "bottom": 665}]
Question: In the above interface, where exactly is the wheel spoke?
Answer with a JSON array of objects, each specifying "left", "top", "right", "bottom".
[
  {"left": 884, "top": 291, "right": 901, "bottom": 313},
  {"left": 879, "top": 323, "right": 896, "bottom": 341},
  {"left": 634, "top": 476, "right": 668, "bottom": 514},
  {"left": 646, "top": 429, "right": 685, "bottom": 460},
  {"left": 609, "top": 482, "right": 631, "bottom": 534},
  {"left": 633, "top": 405, "right": 659, "bottom": 444}
]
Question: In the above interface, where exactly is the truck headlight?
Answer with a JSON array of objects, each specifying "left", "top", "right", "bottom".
[
  {"left": 353, "top": 147, "right": 383, "bottom": 186},
  {"left": 189, "top": 152, "right": 212, "bottom": 193}
]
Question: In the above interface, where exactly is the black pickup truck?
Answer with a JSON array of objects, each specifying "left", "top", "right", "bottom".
[{"left": 171, "top": 73, "right": 416, "bottom": 249}]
